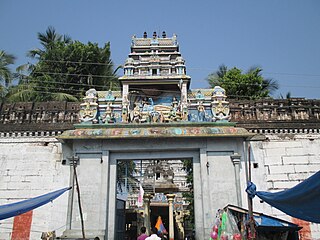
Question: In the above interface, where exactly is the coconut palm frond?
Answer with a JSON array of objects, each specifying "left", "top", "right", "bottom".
[
  {"left": 262, "top": 78, "right": 279, "bottom": 92},
  {"left": 51, "top": 92, "right": 79, "bottom": 102},
  {"left": 0, "top": 50, "right": 16, "bottom": 64},
  {"left": 0, "top": 50, "right": 16, "bottom": 86},
  {"left": 6, "top": 88, "right": 36, "bottom": 102},
  {"left": 38, "top": 26, "right": 62, "bottom": 49},
  {"left": 27, "top": 48, "right": 44, "bottom": 59}
]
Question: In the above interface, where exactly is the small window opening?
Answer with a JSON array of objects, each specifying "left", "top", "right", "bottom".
[{"left": 152, "top": 69, "right": 157, "bottom": 75}]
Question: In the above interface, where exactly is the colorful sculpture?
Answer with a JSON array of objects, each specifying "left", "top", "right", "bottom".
[
  {"left": 79, "top": 89, "right": 98, "bottom": 123},
  {"left": 211, "top": 86, "right": 230, "bottom": 122}
]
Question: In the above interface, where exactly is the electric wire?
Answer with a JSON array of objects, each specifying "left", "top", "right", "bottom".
[
  {"left": 10, "top": 77, "right": 320, "bottom": 99},
  {"left": 7, "top": 88, "right": 303, "bottom": 100},
  {"left": 32, "top": 70, "right": 118, "bottom": 79},
  {"left": 41, "top": 59, "right": 117, "bottom": 66},
  {"left": 17, "top": 75, "right": 320, "bottom": 91},
  {"left": 23, "top": 59, "right": 320, "bottom": 77},
  {"left": 11, "top": 64, "right": 320, "bottom": 99}
]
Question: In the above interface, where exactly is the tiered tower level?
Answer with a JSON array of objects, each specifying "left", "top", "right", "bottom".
[
  {"left": 120, "top": 31, "right": 190, "bottom": 93},
  {"left": 79, "top": 32, "right": 231, "bottom": 125}
]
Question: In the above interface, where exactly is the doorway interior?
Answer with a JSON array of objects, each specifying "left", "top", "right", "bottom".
[{"left": 115, "top": 158, "right": 194, "bottom": 240}]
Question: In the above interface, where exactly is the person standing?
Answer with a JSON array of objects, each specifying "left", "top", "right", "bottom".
[
  {"left": 145, "top": 227, "right": 161, "bottom": 240},
  {"left": 137, "top": 226, "right": 148, "bottom": 240}
]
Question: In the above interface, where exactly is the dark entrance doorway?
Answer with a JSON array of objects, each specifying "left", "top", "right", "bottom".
[{"left": 150, "top": 206, "right": 169, "bottom": 234}]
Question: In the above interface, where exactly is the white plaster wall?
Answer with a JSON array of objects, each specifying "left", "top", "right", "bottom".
[
  {"left": 0, "top": 137, "right": 70, "bottom": 240},
  {"left": 248, "top": 134, "right": 320, "bottom": 239},
  {"left": 207, "top": 152, "right": 238, "bottom": 210},
  {"left": 70, "top": 154, "right": 108, "bottom": 232},
  {"left": 1, "top": 133, "right": 320, "bottom": 239}
]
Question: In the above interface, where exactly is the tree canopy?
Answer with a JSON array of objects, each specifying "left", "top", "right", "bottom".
[
  {"left": 207, "top": 65, "right": 279, "bottom": 100},
  {"left": 6, "top": 26, "right": 120, "bottom": 102},
  {"left": 0, "top": 50, "right": 16, "bottom": 100}
]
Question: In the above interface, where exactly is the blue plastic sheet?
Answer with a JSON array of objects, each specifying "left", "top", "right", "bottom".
[
  {"left": 246, "top": 171, "right": 320, "bottom": 223},
  {"left": 0, "top": 187, "right": 71, "bottom": 220}
]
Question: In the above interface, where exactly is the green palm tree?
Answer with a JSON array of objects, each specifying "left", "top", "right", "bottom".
[
  {"left": 207, "top": 64, "right": 228, "bottom": 87},
  {"left": 27, "top": 26, "right": 72, "bottom": 59},
  {"left": 0, "top": 50, "right": 16, "bottom": 99},
  {"left": 207, "top": 65, "right": 279, "bottom": 99},
  {"left": 246, "top": 66, "right": 279, "bottom": 94},
  {"left": 0, "top": 50, "right": 16, "bottom": 86}
]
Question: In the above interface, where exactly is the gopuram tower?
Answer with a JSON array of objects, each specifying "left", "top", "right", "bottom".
[
  {"left": 59, "top": 32, "right": 252, "bottom": 240},
  {"left": 119, "top": 31, "right": 190, "bottom": 113}
]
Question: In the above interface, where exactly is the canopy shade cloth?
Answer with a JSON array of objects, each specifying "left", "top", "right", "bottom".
[
  {"left": 225, "top": 205, "right": 301, "bottom": 232},
  {"left": 0, "top": 187, "right": 71, "bottom": 220},
  {"left": 246, "top": 171, "right": 320, "bottom": 223}
]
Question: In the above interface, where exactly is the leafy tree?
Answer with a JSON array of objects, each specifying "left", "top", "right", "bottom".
[
  {"left": 207, "top": 64, "right": 278, "bottom": 100},
  {"left": 7, "top": 27, "right": 120, "bottom": 102},
  {"left": 0, "top": 50, "right": 16, "bottom": 99}
]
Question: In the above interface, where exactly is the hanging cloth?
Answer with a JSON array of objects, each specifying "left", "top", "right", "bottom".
[
  {"left": 246, "top": 171, "right": 320, "bottom": 223},
  {"left": 0, "top": 187, "right": 71, "bottom": 220}
]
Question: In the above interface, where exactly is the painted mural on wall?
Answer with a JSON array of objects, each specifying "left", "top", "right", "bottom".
[{"left": 79, "top": 86, "right": 231, "bottom": 125}]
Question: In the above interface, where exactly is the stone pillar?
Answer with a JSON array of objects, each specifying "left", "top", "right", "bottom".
[
  {"left": 175, "top": 211, "right": 185, "bottom": 240},
  {"left": 231, "top": 153, "right": 242, "bottom": 206},
  {"left": 166, "top": 194, "right": 175, "bottom": 240},
  {"left": 181, "top": 82, "right": 187, "bottom": 102},
  {"left": 143, "top": 194, "right": 153, "bottom": 235},
  {"left": 122, "top": 83, "right": 129, "bottom": 104}
]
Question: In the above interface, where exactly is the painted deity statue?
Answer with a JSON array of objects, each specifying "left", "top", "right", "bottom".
[
  {"left": 211, "top": 86, "right": 230, "bottom": 122},
  {"left": 169, "top": 97, "right": 182, "bottom": 121},
  {"left": 130, "top": 102, "right": 142, "bottom": 123},
  {"left": 197, "top": 101, "right": 206, "bottom": 122},
  {"left": 121, "top": 95, "right": 129, "bottom": 123},
  {"left": 196, "top": 90, "right": 205, "bottom": 100},
  {"left": 79, "top": 89, "right": 98, "bottom": 123},
  {"left": 181, "top": 96, "right": 189, "bottom": 121},
  {"left": 101, "top": 102, "right": 115, "bottom": 124},
  {"left": 105, "top": 89, "right": 115, "bottom": 101}
]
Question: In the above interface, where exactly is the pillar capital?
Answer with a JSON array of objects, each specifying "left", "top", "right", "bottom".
[
  {"left": 166, "top": 194, "right": 175, "bottom": 202},
  {"left": 230, "top": 153, "right": 241, "bottom": 165},
  {"left": 143, "top": 193, "right": 153, "bottom": 202}
]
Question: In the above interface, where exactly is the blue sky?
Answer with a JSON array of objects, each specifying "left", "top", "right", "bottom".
[{"left": 1, "top": 0, "right": 320, "bottom": 99}]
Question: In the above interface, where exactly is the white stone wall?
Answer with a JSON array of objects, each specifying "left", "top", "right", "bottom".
[
  {"left": 1, "top": 133, "right": 320, "bottom": 239},
  {"left": 248, "top": 134, "right": 320, "bottom": 239},
  {"left": 0, "top": 137, "right": 69, "bottom": 240}
]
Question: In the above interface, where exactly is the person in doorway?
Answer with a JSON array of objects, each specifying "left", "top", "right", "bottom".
[
  {"left": 137, "top": 226, "right": 148, "bottom": 240},
  {"left": 145, "top": 227, "right": 161, "bottom": 240}
]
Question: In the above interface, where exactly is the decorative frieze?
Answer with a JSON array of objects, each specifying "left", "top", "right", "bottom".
[{"left": 1, "top": 97, "right": 320, "bottom": 136}]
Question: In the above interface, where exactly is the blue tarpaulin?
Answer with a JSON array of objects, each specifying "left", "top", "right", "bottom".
[
  {"left": 0, "top": 187, "right": 71, "bottom": 220},
  {"left": 246, "top": 171, "right": 320, "bottom": 223},
  {"left": 226, "top": 204, "right": 301, "bottom": 231}
]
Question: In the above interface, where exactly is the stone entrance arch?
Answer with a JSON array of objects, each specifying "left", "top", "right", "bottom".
[
  {"left": 108, "top": 150, "right": 201, "bottom": 239},
  {"left": 59, "top": 125, "right": 251, "bottom": 240}
]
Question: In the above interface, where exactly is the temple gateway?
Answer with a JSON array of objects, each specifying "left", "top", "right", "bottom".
[
  {"left": 59, "top": 32, "right": 252, "bottom": 240},
  {"left": 1, "top": 32, "right": 320, "bottom": 240}
]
